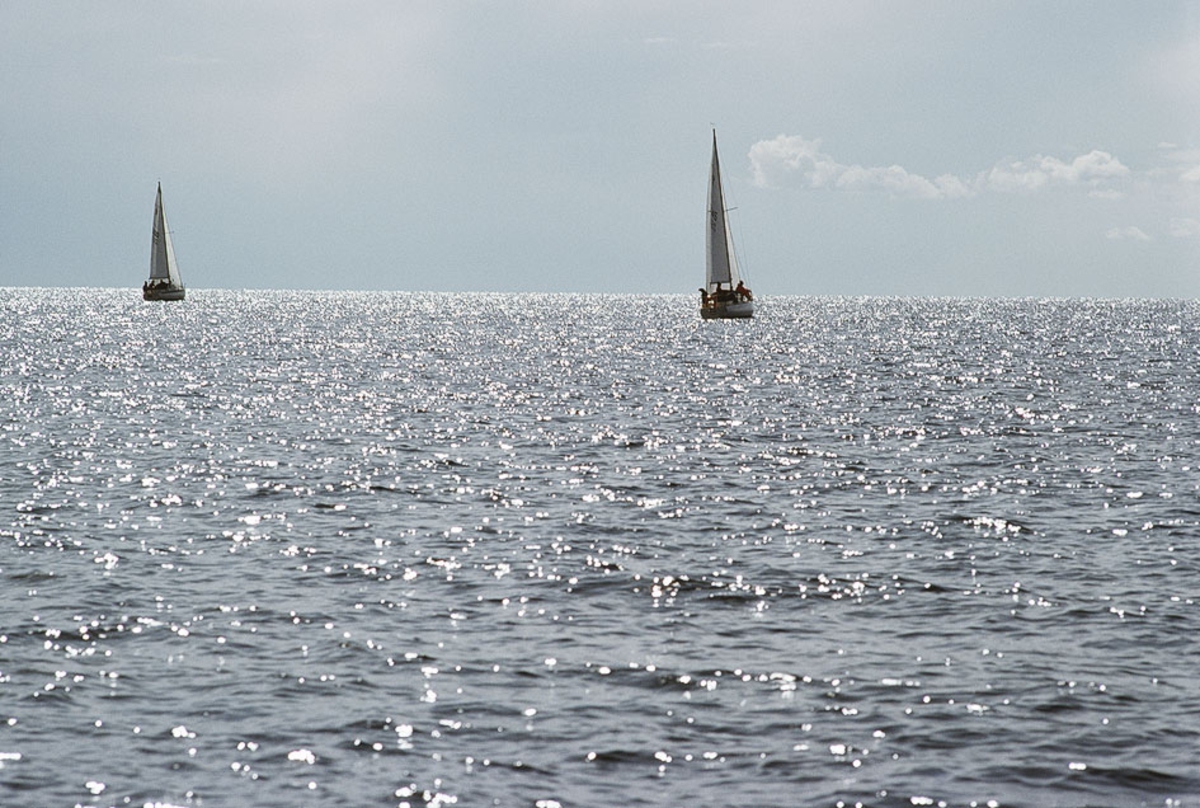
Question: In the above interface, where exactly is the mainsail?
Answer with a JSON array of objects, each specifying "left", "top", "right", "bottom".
[
  {"left": 705, "top": 131, "right": 742, "bottom": 291},
  {"left": 149, "top": 183, "right": 182, "bottom": 287}
]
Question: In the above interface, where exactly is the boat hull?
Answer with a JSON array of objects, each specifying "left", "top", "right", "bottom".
[
  {"left": 143, "top": 285, "right": 185, "bottom": 301},
  {"left": 701, "top": 301, "right": 754, "bottom": 319}
]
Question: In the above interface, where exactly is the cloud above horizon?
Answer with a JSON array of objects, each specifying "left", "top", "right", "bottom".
[
  {"left": 748, "top": 134, "right": 1132, "bottom": 200},
  {"left": 1106, "top": 226, "right": 1152, "bottom": 241},
  {"left": 1170, "top": 217, "right": 1200, "bottom": 238}
]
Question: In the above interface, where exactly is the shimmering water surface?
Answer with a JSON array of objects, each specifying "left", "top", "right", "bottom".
[{"left": 3, "top": 288, "right": 1200, "bottom": 808}]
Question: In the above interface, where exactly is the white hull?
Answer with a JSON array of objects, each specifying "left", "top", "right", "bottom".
[
  {"left": 701, "top": 300, "right": 754, "bottom": 319},
  {"left": 143, "top": 283, "right": 185, "bottom": 301}
]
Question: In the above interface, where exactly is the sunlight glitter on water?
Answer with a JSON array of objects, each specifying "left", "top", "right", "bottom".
[{"left": 4, "top": 291, "right": 1200, "bottom": 806}]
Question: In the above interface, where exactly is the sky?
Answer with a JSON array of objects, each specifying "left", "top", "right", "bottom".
[{"left": 3, "top": 1, "right": 1200, "bottom": 298}]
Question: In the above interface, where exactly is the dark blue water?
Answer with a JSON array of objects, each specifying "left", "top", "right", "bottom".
[{"left": 3, "top": 289, "right": 1200, "bottom": 808}]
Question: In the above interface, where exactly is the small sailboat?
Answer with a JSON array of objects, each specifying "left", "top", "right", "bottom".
[
  {"left": 142, "top": 183, "right": 185, "bottom": 301},
  {"left": 701, "top": 131, "right": 754, "bottom": 319}
]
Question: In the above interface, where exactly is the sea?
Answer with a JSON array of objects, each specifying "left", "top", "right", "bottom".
[{"left": 2, "top": 288, "right": 1200, "bottom": 808}]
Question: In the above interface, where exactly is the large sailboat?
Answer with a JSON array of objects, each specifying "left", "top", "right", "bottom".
[
  {"left": 700, "top": 131, "right": 754, "bottom": 319},
  {"left": 142, "top": 183, "right": 186, "bottom": 301}
]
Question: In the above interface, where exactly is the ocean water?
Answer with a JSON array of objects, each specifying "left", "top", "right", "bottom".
[{"left": 3, "top": 288, "right": 1200, "bottom": 808}]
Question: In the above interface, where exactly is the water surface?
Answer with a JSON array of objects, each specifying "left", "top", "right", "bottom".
[{"left": 2, "top": 289, "right": 1200, "bottom": 807}]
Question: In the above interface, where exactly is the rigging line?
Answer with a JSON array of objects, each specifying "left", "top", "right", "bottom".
[{"left": 723, "top": 182, "right": 752, "bottom": 283}]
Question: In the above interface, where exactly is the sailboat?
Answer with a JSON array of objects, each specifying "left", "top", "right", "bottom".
[
  {"left": 142, "top": 182, "right": 186, "bottom": 301},
  {"left": 701, "top": 131, "right": 754, "bottom": 319}
]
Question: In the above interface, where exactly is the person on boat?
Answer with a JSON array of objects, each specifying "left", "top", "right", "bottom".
[
  {"left": 699, "top": 288, "right": 709, "bottom": 307},
  {"left": 735, "top": 280, "right": 753, "bottom": 301}
]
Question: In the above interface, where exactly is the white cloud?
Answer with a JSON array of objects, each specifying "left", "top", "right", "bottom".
[
  {"left": 1169, "top": 218, "right": 1200, "bottom": 238},
  {"left": 984, "top": 151, "right": 1129, "bottom": 193},
  {"left": 749, "top": 135, "right": 1130, "bottom": 200},
  {"left": 749, "top": 135, "right": 972, "bottom": 199},
  {"left": 1105, "top": 226, "right": 1152, "bottom": 241},
  {"left": 1152, "top": 145, "right": 1200, "bottom": 182}
]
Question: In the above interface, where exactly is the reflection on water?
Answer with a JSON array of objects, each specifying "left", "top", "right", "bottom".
[{"left": 2, "top": 289, "right": 1200, "bottom": 807}]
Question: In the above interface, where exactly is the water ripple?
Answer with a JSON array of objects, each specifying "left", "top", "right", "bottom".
[{"left": 4, "top": 290, "right": 1200, "bottom": 806}]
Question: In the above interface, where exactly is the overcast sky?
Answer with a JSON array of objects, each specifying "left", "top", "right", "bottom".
[{"left": 3, "top": 1, "right": 1199, "bottom": 297}]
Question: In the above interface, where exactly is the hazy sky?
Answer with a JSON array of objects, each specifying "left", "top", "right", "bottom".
[{"left": 3, "top": 1, "right": 1199, "bottom": 297}]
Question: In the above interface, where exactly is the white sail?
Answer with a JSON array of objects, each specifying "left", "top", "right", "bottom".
[
  {"left": 149, "top": 183, "right": 182, "bottom": 287},
  {"left": 700, "top": 131, "right": 754, "bottom": 319},
  {"left": 705, "top": 132, "right": 742, "bottom": 291}
]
